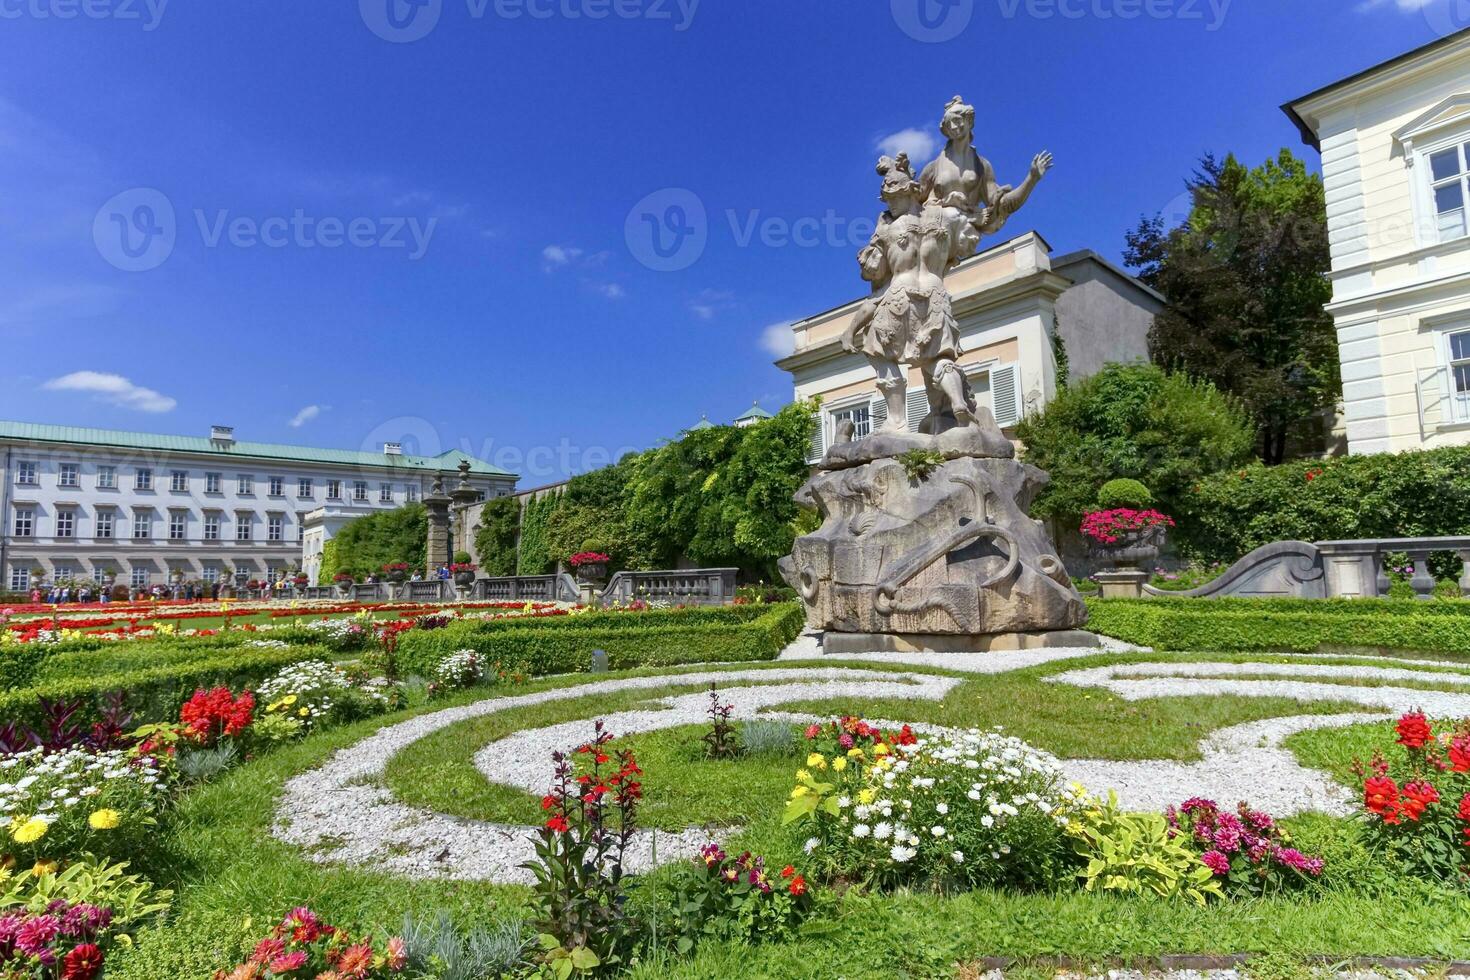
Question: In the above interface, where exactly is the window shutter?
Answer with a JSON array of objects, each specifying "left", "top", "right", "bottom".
[
  {"left": 991, "top": 363, "right": 1021, "bottom": 428},
  {"left": 905, "top": 388, "right": 929, "bottom": 432},
  {"left": 806, "top": 412, "right": 826, "bottom": 464},
  {"left": 868, "top": 394, "right": 887, "bottom": 432}
]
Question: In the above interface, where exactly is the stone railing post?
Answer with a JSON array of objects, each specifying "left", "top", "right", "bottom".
[
  {"left": 1461, "top": 550, "right": 1470, "bottom": 599},
  {"left": 1408, "top": 549, "right": 1437, "bottom": 600}
]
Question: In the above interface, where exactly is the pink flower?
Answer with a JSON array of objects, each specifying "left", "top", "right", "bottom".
[
  {"left": 1200, "top": 850, "right": 1231, "bottom": 875},
  {"left": 268, "top": 950, "right": 309, "bottom": 973},
  {"left": 385, "top": 936, "right": 407, "bottom": 971}
]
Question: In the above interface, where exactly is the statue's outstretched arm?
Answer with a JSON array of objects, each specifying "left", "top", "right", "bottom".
[{"left": 982, "top": 151, "right": 1053, "bottom": 234}]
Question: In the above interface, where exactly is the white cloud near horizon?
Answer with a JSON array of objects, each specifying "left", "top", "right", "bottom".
[
  {"left": 288, "top": 404, "right": 325, "bottom": 428},
  {"left": 1355, "top": 0, "right": 1434, "bottom": 11},
  {"left": 541, "top": 244, "right": 583, "bottom": 270},
  {"left": 875, "top": 127, "right": 940, "bottom": 164},
  {"left": 42, "top": 371, "right": 176, "bottom": 413},
  {"left": 759, "top": 321, "right": 795, "bottom": 358}
]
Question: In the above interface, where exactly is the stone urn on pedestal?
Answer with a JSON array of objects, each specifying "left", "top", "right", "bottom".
[
  {"left": 333, "top": 574, "right": 355, "bottom": 599},
  {"left": 451, "top": 557, "right": 478, "bottom": 600},
  {"left": 569, "top": 552, "right": 611, "bottom": 606},
  {"left": 1083, "top": 506, "right": 1174, "bottom": 599}
]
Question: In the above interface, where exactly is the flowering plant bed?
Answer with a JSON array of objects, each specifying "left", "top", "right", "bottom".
[
  {"left": 1079, "top": 508, "right": 1175, "bottom": 545},
  {"left": 1167, "top": 798, "right": 1323, "bottom": 895},
  {"left": 567, "top": 552, "right": 611, "bottom": 568},
  {"left": 215, "top": 905, "right": 406, "bottom": 979},
  {"left": 0, "top": 747, "right": 165, "bottom": 863}
]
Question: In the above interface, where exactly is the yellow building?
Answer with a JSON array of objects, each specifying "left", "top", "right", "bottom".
[{"left": 1286, "top": 28, "right": 1470, "bottom": 453}]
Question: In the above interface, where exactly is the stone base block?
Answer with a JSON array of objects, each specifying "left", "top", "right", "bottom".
[
  {"left": 822, "top": 629, "right": 1101, "bottom": 655},
  {"left": 1093, "top": 569, "right": 1150, "bottom": 600}
]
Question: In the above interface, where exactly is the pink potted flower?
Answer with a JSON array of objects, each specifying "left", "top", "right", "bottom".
[{"left": 569, "top": 551, "right": 611, "bottom": 583}]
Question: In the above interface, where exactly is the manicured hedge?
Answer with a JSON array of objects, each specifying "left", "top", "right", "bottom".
[
  {"left": 0, "top": 631, "right": 308, "bottom": 691},
  {"left": 398, "top": 604, "right": 805, "bottom": 679},
  {"left": 469, "top": 605, "right": 778, "bottom": 634},
  {"left": 1086, "top": 599, "right": 1470, "bottom": 654},
  {"left": 0, "top": 644, "right": 327, "bottom": 731},
  {"left": 1135, "top": 596, "right": 1470, "bottom": 617}
]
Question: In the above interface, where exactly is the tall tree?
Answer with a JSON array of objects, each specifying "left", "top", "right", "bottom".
[{"left": 1124, "top": 150, "right": 1339, "bottom": 464}]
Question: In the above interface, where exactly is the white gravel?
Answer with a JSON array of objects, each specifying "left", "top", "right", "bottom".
[
  {"left": 274, "top": 667, "right": 962, "bottom": 883},
  {"left": 775, "top": 629, "right": 1121, "bottom": 674}
]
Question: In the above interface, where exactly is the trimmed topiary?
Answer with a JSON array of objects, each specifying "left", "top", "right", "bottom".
[{"left": 1096, "top": 479, "right": 1154, "bottom": 510}]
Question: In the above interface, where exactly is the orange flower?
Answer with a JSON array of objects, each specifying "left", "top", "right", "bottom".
[{"left": 788, "top": 875, "right": 807, "bottom": 896}]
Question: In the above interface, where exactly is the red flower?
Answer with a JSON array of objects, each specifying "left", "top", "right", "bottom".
[
  {"left": 1449, "top": 735, "right": 1470, "bottom": 773},
  {"left": 779, "top": 864, "right": 796, "bottom": 879},
  {"left": 180, "top": 687, "right": 255, "bottom": 745},
  {"left": 545, "top": 815, "right": 570, "bottom": 834},
  {"left": 250, "top": 938, "right": 286, "bottom": 963},
  {"left": 1400, "top": 780, "right": 1440, "bottom": 822},
  {"left": 788, "top": 875, "right": 807, "bottom": 896},
  {"left": 1397, "top": 711, "right": 1433, "bottom": 750},
  {"left": 1364, "top": 775, "right": 1401, "bottom": 823},
  {"left": 268, "top": 950, "right": 308, "bottom": 973},
  {"left": 61, "top": 944, "right": 104, "bottom": 980}
]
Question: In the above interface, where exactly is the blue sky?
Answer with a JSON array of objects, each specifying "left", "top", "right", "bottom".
[{"left": 0, "top": 0, "right": 1459, "bottom": 484}]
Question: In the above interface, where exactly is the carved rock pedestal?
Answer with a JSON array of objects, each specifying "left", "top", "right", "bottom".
[{"left": 780, "top": 442, "right": 1093, "bottom": 651}]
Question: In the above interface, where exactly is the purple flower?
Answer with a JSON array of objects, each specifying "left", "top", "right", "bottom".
[
  {"left": 1211, "top": 813, "right": 1244, "bottom": 853},
  {"left": 1200, "top": 850, "right": 1231, "bottom": 875},
  {"left": 15, "top": 914, "right": 59, "bottom": 958},
  {"left": 1272, "top": 846, "right": 1324, "bottom": 877}
]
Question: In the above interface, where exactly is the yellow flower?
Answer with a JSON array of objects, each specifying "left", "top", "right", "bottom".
[
  {"left": 790, "top": 785, "right": 809, "bottom": 799},
  {"left": 846, "top": 747, "right": 865, "bottom": 759},
  {"left": 805, "top": 753, "right": 826, "bottom": 770},
  {"left": 831, "top": 756, "right": 848, "bottom": 772},
  {"left": 11, "top": 817, "right": 47, "bottom": 845},
  {"left": 88, "top": 809, "right": 121, "bottom": 831},
  {"left": 282, "top": 694, "right": 298, "bottom": 706},
  {"left": 795, "top": 769, "right": 810, "bottom": 781},
  {"left": 298, "top": 707, "right": 309, "bottom": 718},
  {"left": 30, "top": 860, "right": 57, "bottom": 877},
  {"left": 873, "top": 743, "right": 890, "bottom": 757},
  {"left": 858, "top": 788, "right": 876, "bottom": 805}
]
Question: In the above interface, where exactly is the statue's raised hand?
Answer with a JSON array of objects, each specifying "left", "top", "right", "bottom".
[{"left": 1030, "top": 151, "right": 1054, "bottom": 181}]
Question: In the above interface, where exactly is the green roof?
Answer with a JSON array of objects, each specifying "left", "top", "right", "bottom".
[
  {"left": 0, "top": 420, "right": 517, "bottom": 478},
  {"left": 686, "top": 415, "right": 716, "bottom": 431},
  {"left": 735, "top": 402, "right": 774, "bottom": 422}
]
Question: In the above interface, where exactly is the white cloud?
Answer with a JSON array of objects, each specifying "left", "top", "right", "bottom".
[
  {"left": 875, "top": 127, "right": 940, "bottom": 164},
  {"left": 541, "top": 244, "right": 583, "bottom": 270},
  {"left": 759, "top": 321, "right": 795, "bottom": 359},
  {"left": 42, "top": 371, "right": 176, "bottom": 413},
  {"left": 288, "top": 404, "right": 325, "bottom": 428},
  {"left": 691, "top": 304, "right": 716, "bottom": 320},
  {"left": 1355, "top": 0, "right": 1435, "bottom": 10},
  {"left": 689, "top": 288, "right": 734, "bottom": 321},
  {"left": 593, "top": 282, "right": 625, "bottom": 299}
]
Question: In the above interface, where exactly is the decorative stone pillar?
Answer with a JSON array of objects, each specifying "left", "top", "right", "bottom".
[
  {"left": 1408, "top": 549, "right": 1437, "bottom": 600},
  {"left": 423, "top": 474, "right": 453, "bottom": 576},
  {"left": 1460, "top": 550, "right": 1470, "bottom": 599},
  {"left": 449, "top": 460, "right": 480, "bottom": 562},
  {"left": 1092, "top": 568, "right": 1149, "bottom": 599}
]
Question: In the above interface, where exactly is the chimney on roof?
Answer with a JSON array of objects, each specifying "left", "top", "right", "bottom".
[
  {"left": 210, "top": 425, "right": 235, "bottom": 446},
  {"left": 383, "top": 442, "right": 402, "bottom": 456}
]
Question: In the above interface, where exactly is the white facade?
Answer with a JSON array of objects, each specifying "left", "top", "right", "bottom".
[
  {"left": 1287, "top": 29, "right": 1470, "bottom": 453},
  {"left": 0, "top": 422, "right": 517, "bottom": 592}
]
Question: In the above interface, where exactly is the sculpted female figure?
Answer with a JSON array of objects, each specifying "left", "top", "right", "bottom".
[
  {"left": 921, "top": 95, "right": 1053, "bottom": 264},
  {"left": 841, "top": 154, "right": 979, "bottom": 434}
]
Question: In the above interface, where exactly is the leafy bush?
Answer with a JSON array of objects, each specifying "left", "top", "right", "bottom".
[
  {"left": 330, "top": 503, "right": 428, "bottom": 579},
  {"left": 1177, "top": 447, "right": 1470, "bottom": 569},
  {"left": 1096, "top": 478, "right": 1153, "bottom": 509},
  {"left": 1015, "top": 363, "right": 1255, "bottom": 524},
  {"left": 472, "top": 495, "right": 522, "bottom": 577},
  {"left": 1065, "top": 791, "right": 1222, "bottom": 905},
  {"left": 1086, "top": 599, "right": 1470, "bottom": 653},
  {"left": 663, "top": 845, "right": 816, "bottom": 952},
  {"left": 397, "top": 605, "right": 804, "bottom": 680}
]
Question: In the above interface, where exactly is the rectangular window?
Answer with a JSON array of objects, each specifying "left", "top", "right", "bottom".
[
  {"left": 95, "top": 510, "right": 114, "bottom": 539},
  {"left": 134, "top": 468, "right": 153, "bottom": 491},
  {"left": 53, "top": 562, "right": 73, "bottom": 581},
  {"left": 132, "top": 512, "right": 151, "bottom": 540},
  {"left": 205, "top": 472, "right": 221, "bottom": 494},
  {"left": 1431, "top": 143, "right": 1470, "bottom": 243},
  {"left": 130, "top": 568, "right": 149, "bottom": 588},
  {"left": 8, "top": 567, "right": 28, "bottom": 591},
  {"left": 56, "top": 510, "right": 74, "bottom": 539},
  {"left": 327, "top": 480, "right": 342, "bottom": 500},
  {"left": 91, "top": 567, "right": 107, "bottom": 584},
  {"left": 171, "top": 470, "right": 189, "bottom": 492},
  {"left": 1451, "top": 328, "right": 1470, "bottom": 422},
  {"left": 297, "top": 477, "right": 313, "bottom": 498},
  {"left": 269, "top": 476, "right": 284, "bottom": 497},
  {"left": 237, "top": 475, "right": 253, "bottom": 495},
  {"left": 235, "top": 514, "right": 252, "bottom": 541},
  {"left": 379, "top": 482, "right": 393, "bottom": 503},
  {"left": 169, "top": 512, "right": 187, "bottom": 540},
  {"left": 831, "top": 404, "right": 872, "bottom": 441},
  {"left": 405, "top": 483, "right": 419, "bottom": 502},
  {"left": 202, "top": 566, "right": 219, "bottom": 584},
  {"left": 58, "top": 463, "right": 79, "bottom": 488},
  {"left": 268, "top": 515, "right": 284, "bottom": 542},
  {"left": 203, "top": 513, "right": 221, "bottom": 541},
  {"left": 15, "top": 461, "right": 37, "bottom": 485},
  {"left": 353, "top": 481, "right": 368, "bottom": 501},
  {"left": 13, "top": 508, "right": 33, "bottom": 537},
  {"left": 97, "top": 465, "right": 116, "bottom": 489}
]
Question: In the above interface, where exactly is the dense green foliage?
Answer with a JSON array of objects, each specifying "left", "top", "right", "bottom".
[
  {"left": 484, "top": 403, "right": 815, "bottom": 579},
  {"left": 472, "top": 495, "right": 521, "bottom": 576},
  {"left": 315, "top": 538, "right": 339, "bottom": 586},
  {"left": 1087, "top": 599, "right": 1470, "bottom": 653},
  {"left": 1097, "top": 479, "right": 1154, "bottom": 509},
  {"left": 1175, "top": 447, "right": 1470, "bottom": 564},
  {"left": 1016, "top": 364, "right": 1255, "bottom": 524},
  {"left": 1125, "top": 150, "right": 1339, "bottom": 463},
  {"left": 397, "top": 605, "right": 804, "bottom": 678},
  {"left": 330, "top": 503, "right": 428, "bottom": 576}
]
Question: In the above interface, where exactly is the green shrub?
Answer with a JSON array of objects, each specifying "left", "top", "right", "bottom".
[
  {"left": 1086, "top": 599, "right": 1470, "bottom": 653},
  {"left": 1096, "top": 479, "right": 1153, "bottom": 509},
  {"left": 1178, "top": 447, "right": 1470, "bottom": 567},
  {"left": 397, "top": 605, "right": 804, "bottom": 679},
  {"left": 1066, "top": 791, "right": 1222, "bottom": 905}
]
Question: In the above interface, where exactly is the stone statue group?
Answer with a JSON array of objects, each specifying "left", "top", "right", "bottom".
[{"left": 842, "top": 95, "right": 1052, "bottom": 437}]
